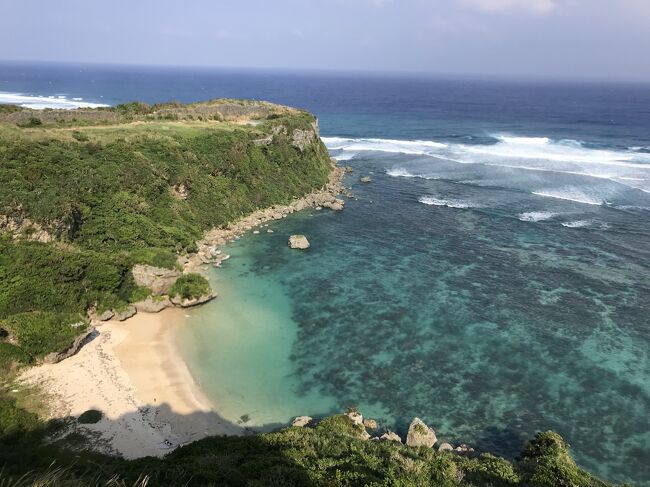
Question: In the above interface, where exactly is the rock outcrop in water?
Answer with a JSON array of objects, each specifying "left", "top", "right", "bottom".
[{"left": 289, "top": 235, "right": 310, "bottom": 249}]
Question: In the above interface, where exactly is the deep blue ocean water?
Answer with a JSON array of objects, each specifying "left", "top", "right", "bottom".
[{"left": 1, "top": 62, "right": 649, "bottom": 485}]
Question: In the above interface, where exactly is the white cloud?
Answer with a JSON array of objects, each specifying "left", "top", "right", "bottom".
[{"left": 461, "top": 0, "right": 557, "bottom": 15}]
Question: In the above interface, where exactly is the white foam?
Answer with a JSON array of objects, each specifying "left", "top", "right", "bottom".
[
  {"left": 322, "top": 136, "right": 447, "bottom": 155},
  {"left": 332, "top": 152, "right": 357, "bottom": 161},
  {"left": 0, "top": 92, "right": 109, "bottom": 110},
  {"left": 561, "top": 220, "right": 591, "bottom": 228},
  {"left": 532, "top": 190, "right": 603, "bottom": 206},
  {"left": 418, "top": 195, "right": 479, "bottom": 209},
  {"left": 518, "top": 211, "right": 559, "bottom": 222}
]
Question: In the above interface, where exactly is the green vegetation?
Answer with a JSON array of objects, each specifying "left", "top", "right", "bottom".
[
  {"left": 0, "top": 408, "right": 617, "bottom": 486},
  {"left": 77, "top": 409, "right": 102, "bottom": 424},
  {"left": 168, "top": 273, "right": 211, "bottom": 300},
  {"left": 0, "top": 99, "right": 331, "bottom": 368}
]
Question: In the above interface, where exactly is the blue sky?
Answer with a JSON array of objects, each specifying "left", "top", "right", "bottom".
[{"left": 2, "top": 0, "right": 649, "bottom": 80}]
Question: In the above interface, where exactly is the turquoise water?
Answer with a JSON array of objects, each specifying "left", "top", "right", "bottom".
[
  {"left": 179, "top": 157, "right": 649, "bottom": 485},
  {"left": 6, "top": 63, "right": 648, "bottom": 485}
]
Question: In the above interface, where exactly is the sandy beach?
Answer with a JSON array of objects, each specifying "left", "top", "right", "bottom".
[{"left": 20, "top": 309, "right": 243, "bottom": 459}]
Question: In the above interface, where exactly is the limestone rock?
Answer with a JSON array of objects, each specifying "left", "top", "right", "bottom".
[
  {"left": 134, "top": 296, "right": 172, "bottom": 313},
  {"left": 346, "top": 409, "right": 364, "bottom": 426},
  {"left": 323, "top": 199, "right": 345, "bottom": 211},
  {"left": 454, "top": 444, "right": 475, "bottom": 454},
  {"left": 380, "top": 431, "right": 402, "bottom": 443},
  {"left": 291, "top": 416, "right": 313, "bottom": 427},
  {"left": 363, "top": 419, "right": 378, "bottom": 430},
  {"left": 98, "top": 310, "right": 114, "bottom": 321},
  {"left": 43, "top": 327, "right": 94, "bottom": 364},
  {"left": 288, "top": 235, "right": 310, "bottom": 249},
  {"left": 132, "top": 264, "right": 181, "bottom": 295},
  {"left": 360, "top": 176, "right": 372, "bottom": 183},
  {"left": 115, "top": 306, "right": 137, "bottom": 321},
  {"left": 438, "top": 442, "right": 454, "bottom": 452},
  {"left": 170, "top": 293, "right": 216, "bottom": 308},
  {"left": 406, "top": 418, "right": 437, "bottom": 448}
]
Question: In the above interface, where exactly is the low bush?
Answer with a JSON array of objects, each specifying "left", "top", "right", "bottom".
[{"left": 169, "top": 274, "right": 211, "bottom": 300}]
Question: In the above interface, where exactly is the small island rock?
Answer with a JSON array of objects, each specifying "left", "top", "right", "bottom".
[
  {"left": 360, "top": 176, "right": 372, "bottom": 183},
  {"left": 289, "top": 235, "right": 310, "bottom": 249},
  {"left": 406, "top": 417, "right": 437, "bottom": 448}
]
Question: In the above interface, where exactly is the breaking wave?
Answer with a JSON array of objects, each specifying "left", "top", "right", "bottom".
[
  {"left": 0, "top": 92, "right": 109, "bottom": 110},
  {"left": 326, "top": 134, "right": 650, "bottom": 208},
  {"left": 418, "top": 196, "right": 481, "bottom": 209}
]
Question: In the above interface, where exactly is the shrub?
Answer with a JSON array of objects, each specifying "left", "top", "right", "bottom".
[
  {"left": 1, "top": 312, "right": 86, "bottom": 360},
  {"left": 169, "top": 274, "right": 211, "bottom": 300},
  {"left": 77, "top": 409, "right": 102, "bottom": 424}
]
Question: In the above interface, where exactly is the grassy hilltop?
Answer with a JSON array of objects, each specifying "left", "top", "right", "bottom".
[
  {"left": 0, "top": 101, "right": 623, "bottom": 486},
  {"left": 0, "top": 99, "right": 332, "bottom": 365}
]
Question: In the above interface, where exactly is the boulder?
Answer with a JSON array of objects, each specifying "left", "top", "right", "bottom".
[
  {"left": 170, "top": 293, "right": 216, "bottom": 308},
  {"left": 98, "top": 310, "right": 114, "bottom": 321},
  {"left": 43, "top": 327, "right": 94, "bottom": 364},
  {"left": 134, "top": 296, "right": 172, "bottom": 313},
  {"left": 288, "top": 235, "right": 310, "bottom": 249},
  {"left": 380, "top": 431, "right": 402, "bottom": 443},
  {"left": 291, "top": 416, "right": 313, "bottom": 427},
  {"left": 454, "top": 444, "right": 475, "bottom": 454},
  {"left": 363, "top": 419, "right": 378, "bottom": 430},
  {"left": 323, "top": 199, "right": 345, "bottom": 211},
  {"left": 438, "top": 442, "right": 454, "bottom": 452},
  {"left": 346, "top": 409, "right": 364, "bottom": 426},
  {"left": 406, "top": 418, "right": 437, "bottom": 448},
  {"left": 132, "top": 264, "right": 181, "bottom": 295},
  {"left": 115, "top": 306, "right": 137, "bottom": 321},
  {"left": 360, "top": 176, "right": 372, "bottom": 183}
]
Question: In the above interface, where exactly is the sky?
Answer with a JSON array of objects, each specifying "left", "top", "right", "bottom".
[{"left": 2, "top": 0, "right": 650, "bottom": 81}]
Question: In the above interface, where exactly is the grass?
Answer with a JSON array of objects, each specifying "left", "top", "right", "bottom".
[{"left": 0, "top": 100, "right": 331, "bottom": 367}]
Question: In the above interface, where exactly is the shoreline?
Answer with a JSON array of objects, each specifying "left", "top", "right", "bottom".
[
  {"left": 19, "top": 161, "right": 348, "bottom": 459},
  {"left": 20, "top": 308, "right": 244, "bottom": 459}
]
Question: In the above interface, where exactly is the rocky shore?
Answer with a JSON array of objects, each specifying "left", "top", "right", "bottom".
[
  {"left": 186, "top": 161, "right": 347, "bottom": 272},
  {"left": 292, "top": 409, "right": 475, "bottom": 455}
]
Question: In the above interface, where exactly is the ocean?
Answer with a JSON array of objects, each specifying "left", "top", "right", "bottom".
[{"left": 1, "top": 62, "right": 649, "bottom": 485}]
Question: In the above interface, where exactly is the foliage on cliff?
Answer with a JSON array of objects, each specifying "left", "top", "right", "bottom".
[
  {"left": 0, "top": 409, "right": 618, "bottom": 487},
  {"left": 0, "top": 100, "right": 332, "bottom": 365}
]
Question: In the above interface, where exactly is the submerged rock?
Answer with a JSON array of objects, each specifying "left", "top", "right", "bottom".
[
  {"left": 291, "top": 416, "right": 313, "bottom": 427},
  {"left": 406, "top": 418, "right": 437, "bottom": 448},
  {"left": 289, "top": 235, "right": 310, "bottom": 249},
  {"left": 380, "top": 431, "right": 402, "bottom": 443},
  {"left": 115, "top": 306, "right": 137, "bottom": 321}
]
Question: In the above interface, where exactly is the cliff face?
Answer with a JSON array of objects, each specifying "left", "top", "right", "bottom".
[{"left": 0, "top": 99, "right": 333, "bottom": 363}]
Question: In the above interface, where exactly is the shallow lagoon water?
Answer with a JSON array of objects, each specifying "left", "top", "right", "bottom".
[
  {"left": 179, "top": 152, "right": 649, "bottom": 486},
  {"left": 4, "top": 63, "right": 649, "bottom": 485}
]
